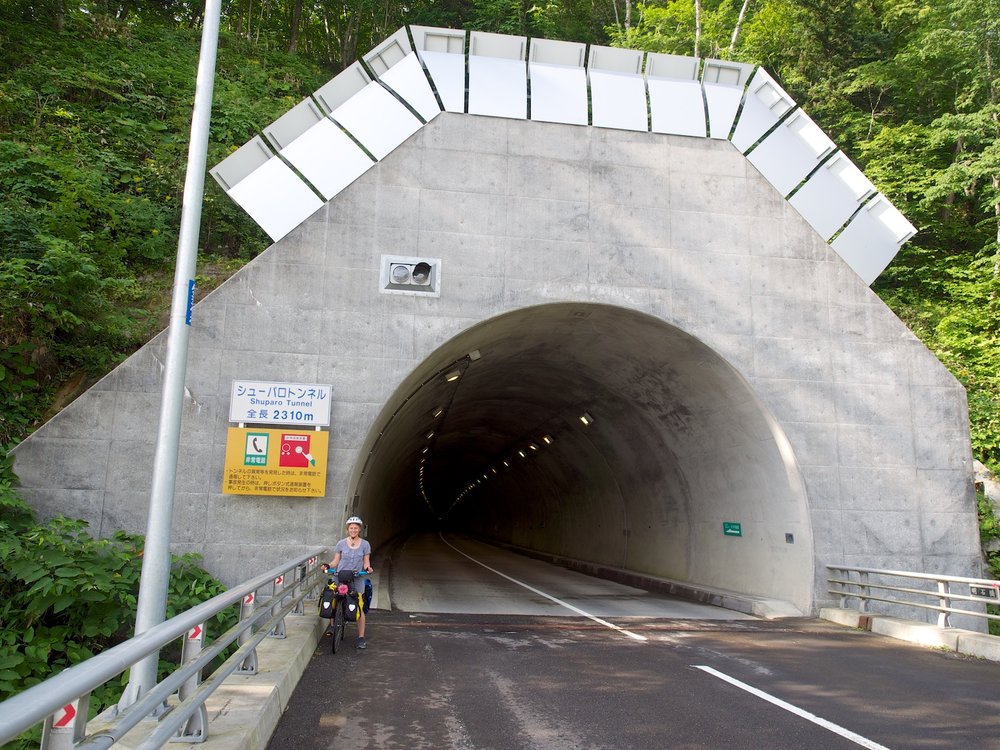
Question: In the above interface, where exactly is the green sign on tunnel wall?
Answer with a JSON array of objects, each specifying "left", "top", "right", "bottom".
[{"left": 723, "top": 522, "right": 742, "bottom": 537}]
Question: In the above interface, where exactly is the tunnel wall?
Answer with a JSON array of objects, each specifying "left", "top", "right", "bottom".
[{"left": 11, "top": 114, "right": 980, "bottom": 614}]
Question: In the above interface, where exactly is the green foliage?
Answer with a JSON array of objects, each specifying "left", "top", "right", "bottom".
[
  {"left": 0, "top": 15, "right": 330, "bottom": 447},
  {"left": 0, "top": 458, "right": 235, "bottom": 747}
]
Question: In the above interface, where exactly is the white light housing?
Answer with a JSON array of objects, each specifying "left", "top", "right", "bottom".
[{"left": 380, "top": 255, "right": 441, "bottom": 296}]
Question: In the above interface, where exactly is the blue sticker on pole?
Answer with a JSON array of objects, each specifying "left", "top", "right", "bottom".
[{"left": 185, "top": 279, "right": 196, "bottom": 325}]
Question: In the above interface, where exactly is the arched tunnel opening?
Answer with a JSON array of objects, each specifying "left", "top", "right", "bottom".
[{"left": 349, "top": 302, "right": 814, "bottom": 613}]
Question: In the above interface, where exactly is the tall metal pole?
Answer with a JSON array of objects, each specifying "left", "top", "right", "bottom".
[{"left": 120, "top": 0, "right": 222, "bottom": 709}]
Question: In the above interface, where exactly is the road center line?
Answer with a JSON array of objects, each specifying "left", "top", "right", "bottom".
[
  {"left": 693, "top": 665, "right": 890, "bottom": 750},
  {"left": 440, "top": 534, "right": 647, "bottom": 642}
]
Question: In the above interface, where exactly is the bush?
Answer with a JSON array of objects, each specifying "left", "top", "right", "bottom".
[{"left": 0, "top": 457, "right": 235, "bottom": 748}]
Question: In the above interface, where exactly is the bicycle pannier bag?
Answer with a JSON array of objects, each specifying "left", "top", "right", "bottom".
[{"left": 319, "top": 586, "right": 336, "bottom": 619}]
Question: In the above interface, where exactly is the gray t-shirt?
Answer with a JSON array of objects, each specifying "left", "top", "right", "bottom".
[{"left": 335, "top": 538, "right": 371, "bottom": 574}]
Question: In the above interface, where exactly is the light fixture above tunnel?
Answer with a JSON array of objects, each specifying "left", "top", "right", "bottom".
[
  {"left": 380, "top": 255, "right": 441, "bottom": 296},
  {"left": 445, "top": 369, "right": 461, "bottom": 382},
  {"left": 579, "top": 412, "right": 594, "bottom": 426}
]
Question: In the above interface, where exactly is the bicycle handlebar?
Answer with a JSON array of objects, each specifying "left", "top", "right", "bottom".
[{"left": 323, "top": 568, "right": 370, "bottom": 576}]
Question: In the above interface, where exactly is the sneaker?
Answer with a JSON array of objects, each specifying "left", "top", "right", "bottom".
[{"left": 356, "top": 637, "right": 367, "bottom": 650}]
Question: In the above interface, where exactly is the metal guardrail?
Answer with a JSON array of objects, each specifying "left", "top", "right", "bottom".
[
  {"left": 827, "top": 565, "right": 1000, "bottom": 628},
  {"left": 0, "top": 548, "right": 328, "bottom": 749}
]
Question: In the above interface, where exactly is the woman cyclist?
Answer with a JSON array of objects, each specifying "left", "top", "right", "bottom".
[{"left": 325, "top": 516, "right": 373, "bottom": 649}]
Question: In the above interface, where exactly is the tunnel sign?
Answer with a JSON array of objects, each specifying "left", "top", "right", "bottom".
[
  {"left": 723, "top": 522, "right": 742, "bottom": 537},
  {"left": 223, "top": 427, "right": 329, "bottom": 497},
  {"left": 230, "top": 380, "right": 332, "bottom": 426}
]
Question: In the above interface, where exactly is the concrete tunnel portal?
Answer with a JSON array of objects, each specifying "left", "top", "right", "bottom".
[{"left": 351, "top": 302, "right": 814, "bottom": 613}]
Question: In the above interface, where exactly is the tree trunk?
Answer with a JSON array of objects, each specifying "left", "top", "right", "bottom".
[
  {"left": 288, "top": 0, "right": 303, "bottom": 53},
  {"left": 694, "top": 0, "right": 702, "bottom": 57},
  {"left": 729, "top": 0, "right": 752, "bottom": 52},
  {"left": 625, "top": 0, "right": 632, "bottom": 31}
]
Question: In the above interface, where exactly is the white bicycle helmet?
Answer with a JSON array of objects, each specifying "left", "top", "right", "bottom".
[{"left": 345, "top": 515, "right": 364, "bottom": 527}]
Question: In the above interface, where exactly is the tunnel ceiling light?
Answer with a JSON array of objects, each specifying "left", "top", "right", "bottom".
[
  {"left": 529, "top": 443, "right": 538, "bottom": 451},
  {"left": 503, "top": 460, "right": 509, "bottom": 467},
  {"left": 579, "top": 412, "right": 594, "bottom": 426},
  {"left": 445, "top": 369, "right": 462, "bottom": 382},
  {"left": 422, "top": 447, "right": 429, "bottom": 453},
  {"left": 543, "top": 435, "right": 553, "bottom": 444},
  {"left": 518, "top": 450, "right": 526, "bottom": 458},
  {"left": 492, "top": 468, "right": 497, "bottom": 474},
  {"left": 433, "top": 407, "right": 444, "bottom": 418}
]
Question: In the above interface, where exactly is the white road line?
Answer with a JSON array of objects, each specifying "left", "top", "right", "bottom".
[
  {"left": 440, "top": 534, "right": 647, "bottom": 642},
  {"left": 693, "top": 665, "right": 891, "bottom": 750}
]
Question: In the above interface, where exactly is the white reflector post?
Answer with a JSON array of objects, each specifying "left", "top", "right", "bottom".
[
  {"left": 468, "top": 31, "right": 527, "bottom": 119},
  {"left": 646, "top": 52, "right": 705, "bottom": 137},
  {"left": 589, "top": 45, "right": 647, "bottom": 132},
  {"left": 412, "top": 25, "right": 467, "bottom": 113},
  {"left": 831, "top": 195, "right": 916, "bottom": 284}
]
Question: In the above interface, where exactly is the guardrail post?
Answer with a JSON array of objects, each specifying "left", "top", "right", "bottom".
[
  {"left": 40, "top": 694, "right": 90, "bottom": 750},
  {"left": 937, "top": 579, "right": 951, "bottom": 628},
  {"left": 303, "top": 556, "right": 320, "bottom": 605},
  {"left": 235, "top": 592, "right": 258, "bottom": 675},
  {"left": 269, "top": 574, "right": 287, "bottom": 639},
  {"left": 857, "top": 571, "right": 869, "bottom": 612},
  {"left": 171, "top": 623, "right": 209, "bottom": 743},
  {"left": 292, "top": 562, "right": 310, "bottom": 615}
]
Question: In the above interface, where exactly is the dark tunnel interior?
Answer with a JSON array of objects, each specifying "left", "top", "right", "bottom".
[{"left": 348, "top": 302, "right": 814, "bottom": 610}]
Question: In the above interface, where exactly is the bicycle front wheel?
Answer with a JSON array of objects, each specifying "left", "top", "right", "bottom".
[{"left": 332, "top": 598, "right": 345, "bottom": 654}]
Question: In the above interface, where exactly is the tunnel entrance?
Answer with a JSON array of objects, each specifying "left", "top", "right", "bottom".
[{"left": 350, "top": 303, "right": 813, "bottom": 613}]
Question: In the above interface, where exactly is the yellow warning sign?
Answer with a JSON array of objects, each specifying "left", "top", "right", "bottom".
[{"left": 223, "top": 427, "right": 329, "bottom": 497}]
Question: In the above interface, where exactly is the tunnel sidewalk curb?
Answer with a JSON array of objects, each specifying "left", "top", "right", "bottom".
[
  {"left": 491, "top": 541, "right": 803, "bottom": 619},
  {"left": 820, "top": 607, "right": 1000, "bottom": 662}
]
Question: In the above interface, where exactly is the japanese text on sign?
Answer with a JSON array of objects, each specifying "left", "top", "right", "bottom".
[
  {"left": 230, "top": 380, "right": 332, "bottom": 426},
  {"left": 223, "top": 427, "right": 329, "bottom": 497}
]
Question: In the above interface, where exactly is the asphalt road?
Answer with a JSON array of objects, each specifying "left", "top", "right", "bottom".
[{"left": 267, "top": 535, "right": 1000, "bottom": 749}]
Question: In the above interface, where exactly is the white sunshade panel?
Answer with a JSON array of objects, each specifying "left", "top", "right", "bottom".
[
  {"left": 648, "top": 78, "right": 706, "bottom": 137},
  {"left": 418, "top": 50, "right": 466, "bottom": 113},
  {"left": 528, "top": 62, "right": 588, "bottom": 125},
  {"left": 227, "top": 158, "right": 323, "bottom": 242},
  {"left": 704, "top": 84, "right": 745, "bottom": 139},
  {"left": 468, "top": 55, "right": 528, "bottom": 119},
  {"left": 331, "top": 82, "right": 423, "bottom": 160},
  {"left": 746, "top": 111, "right": 836, "bottom": 197},
  {"left": 730, "top": 69, "right": 796, "bottom": 152},
  {"left": 788, "top": 153, "right": 876, "bottom": 240},
  {"left": 590, "top": 69, "right": 648, "bottom": 132},
  {"left": 831, "top": 196, "right": 917, "bottom": 285},
  {"left": 378, "top": 52, "right": 441, "bottom": 123},
  {"left": 280, "top": 118, "right": 375, "bottom": 200}
]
